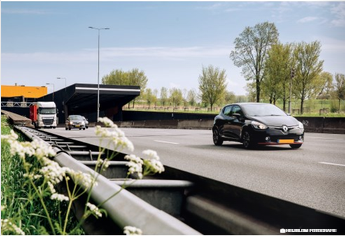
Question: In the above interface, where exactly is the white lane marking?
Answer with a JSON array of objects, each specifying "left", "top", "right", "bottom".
[
  {"left": 154, "top": 140, "right": 179, "bottom": 145},
  {"left": 319, "top": 162, "right": 345, "bottom": 167}
]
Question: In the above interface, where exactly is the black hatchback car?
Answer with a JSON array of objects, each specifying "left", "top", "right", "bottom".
[{"left": 212, "top": 103, "right": 304, "bottom": 149}]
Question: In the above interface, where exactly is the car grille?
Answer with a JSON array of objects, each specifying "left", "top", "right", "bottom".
[{"left": 43, "top": 119, "right": 54, "bottom": 125}]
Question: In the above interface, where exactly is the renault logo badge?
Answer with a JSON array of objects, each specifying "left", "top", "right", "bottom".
[{"left": 282, "top": 125, "right": 288, "bottom": 132}]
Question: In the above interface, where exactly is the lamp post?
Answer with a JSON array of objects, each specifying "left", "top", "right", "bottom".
[
  {"left": 46, "top": 83, "right": 55, "bottom": 100},
  {"left": 57, "top": 77, "right": 67, "bottom": 89},
  {"left": 88, "top": 26, "right": 110, "bottom": 122}
]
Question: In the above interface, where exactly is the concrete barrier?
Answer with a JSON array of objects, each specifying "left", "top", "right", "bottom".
[
  {"left": 296, "top": 117, "right": 345, "bottom": 134},
  {"left": 120, "top": 111, "right": 345, "bottom": 134}
]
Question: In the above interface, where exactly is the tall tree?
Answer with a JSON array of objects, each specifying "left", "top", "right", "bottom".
[
  {"left": 102, "top": 68, "right": 148, "bottom": 108},
  {"left": 169, "top": 88, "right": 183, "bottom": 108},
  {"left": 187, "top": 89, "right": 197, "bottom": 107},
  {"left": 198, "top": 65, "right": 227, "bottom": 111},
  {"left": 127, "top": 68, "right": 148, "bottom": 108},
  {"left": 102, "top": 69, "right": 128, "bottom": 85},
  {"left": 160, "top": 87, "right": 168, "bottom": 106},
  {"left": 224, "top": 91, "right": 236, "bottom": 104},
  {"left": 293, "top": 41, "right": 324, "bottom": 114},
  {"left": 144, "top": 88, "right": 156, "bottom": 109},
  {"left": 334, "top": 73, "right": 345, "bottom": 112},
  {"left": 263, "top": 43, "right": 293, "bottom": 110},
  {"left": 317, "top": 72, "right": 333, "bottom": 99},
  {"left": 230, "top": 21, "right": 279, "bottom": 102}
]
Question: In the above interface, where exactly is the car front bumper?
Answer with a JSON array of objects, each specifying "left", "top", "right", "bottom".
[{"left": 251, "top": 126, "right": 304, "bottom": 146}]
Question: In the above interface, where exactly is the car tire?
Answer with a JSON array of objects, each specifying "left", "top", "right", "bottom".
[
  {"left": 69, "top": 127, "right": 71, "bottom": 130},
  {"left": 242, "top": 130, "right": 255, "bottom": 149},
  {"left": 290, "top": 144, "right": 302, "bottom": 149},
  {"left": 213, "top": 128, "right": 223, "bottom": 146},
  {"left": 65, "top": 127, "right": 68, "bottom": 130}
]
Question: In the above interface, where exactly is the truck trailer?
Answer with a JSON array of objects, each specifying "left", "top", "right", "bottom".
[{"left": 30, "top": 102, "right": 57, "bottom": 128}]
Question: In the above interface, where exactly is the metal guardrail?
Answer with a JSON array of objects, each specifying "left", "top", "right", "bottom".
[
  {"left": 12, "top": 124, "right": 345, "bottom": 235},
  {"left": 16, "top": 126, "right": 201, "bottom": 235},
  {"left": 1, "top": 101, "right": 34, "bottom": 108}
]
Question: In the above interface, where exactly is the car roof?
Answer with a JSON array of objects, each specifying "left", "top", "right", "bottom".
[
  {"left": 68, "top": 115, "right": 82, "bottom": 118},
  {"left": 224, "top": 102, "right": 271, "bottom": 107}
]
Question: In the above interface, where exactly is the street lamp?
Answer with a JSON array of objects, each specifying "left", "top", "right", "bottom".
[
  {"left": 57, "top": 77, "right": 67, "bottom": 88},
  {"left": 88, "top": 26, "right": 110, "bottom": 122},
  {"left": 46, "top": 83, "right": 55, "bottom": 100}
]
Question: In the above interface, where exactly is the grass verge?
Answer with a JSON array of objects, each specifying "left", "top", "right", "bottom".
[{"left": 1, "top": 115, "right": 84, "bottom": 235}]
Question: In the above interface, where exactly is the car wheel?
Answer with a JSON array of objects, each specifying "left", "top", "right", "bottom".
[
  {"left": 290, "top": 144, "right": 302, "bottom": 149},
  {"left": 69, "top": 127, "right": 71, "bottom": 130},
  {"left": 65, "top": 127, "right": 68, "bottom": 130},
  {"left": 213, "top": 128, "right": 223, "bottom": 146},
  {"left": 242, "top": 130, "right": 255, "bottom": 149}
]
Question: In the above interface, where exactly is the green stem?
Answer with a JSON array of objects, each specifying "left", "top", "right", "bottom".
[{"left": 29, "top": 179, "right": 56, "bottom": 235}]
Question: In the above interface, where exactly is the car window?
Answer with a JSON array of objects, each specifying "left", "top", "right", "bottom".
[
  {"left": 242, "top": 104, "right": 286, "bottom": 117},
  {"left": 230, "top": 105, "right": 243, "bottom": 117},
  {"left": 223, "top": 106, "right": 232, "bottom": 117}
]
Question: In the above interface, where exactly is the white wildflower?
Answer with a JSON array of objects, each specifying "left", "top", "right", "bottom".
[
  {"left": 86, "top": 203, "right": 102, "bottom": 217},
  {"left": 1, "top": 129, "right": 18, "bottom": 141},
  {"left": 142, "top": 150, "right": 165, "bottom": 174},
  {"left": 96, "top": 158, "right": 110, "bottom": 171},
  {"left": 23, "top": 173, "right": 42, "bottom": 180},
  {"left": 125, "top": 154, "right": 143, "bottom": 164},
  {"left": 51, "top": 193, "right": 69, "bottom": 202},
  {"left": 98, "top": 117, "right": 117, "bottom": 128},
  {"left": 40, "top": 158, "right": 66, "bottom": 184},
  {"left": 67, "top": 169, "right": 97, "bottom": 189},
  {"left": 47, "top": 182, "right": 56, "bottom": 194},
  {"left": 142, "top": 149, "right": 160, "bottom": 160},
  {"left": 3, "top": 133, "right": 56, "bottom": 161},
  {"left": 124, "top": 226, "right": 142, "bottom": 235},
  {"left": 1, "top": 219, "right": 25, "bottom": 235},
  {"left": 146, "top": 159, "right": 165, "bottom": 174},
  {"left": 125, "top": 154, "right": 143, "bottom": 179},
  {"left": 96, "top": 119, "right": 134, "bottom": 152}
]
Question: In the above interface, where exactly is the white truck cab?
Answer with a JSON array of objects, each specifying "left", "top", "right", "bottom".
[{"left": 30, "top": 101, "right": 57, "bottom": 128}]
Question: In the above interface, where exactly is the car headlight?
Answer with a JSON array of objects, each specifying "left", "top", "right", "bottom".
[
  {"left": 251, "top": 121, "right": 268, "bottom": 130},
  {"left": 298, "top": 121, "right": 304, "bottom": 129}
]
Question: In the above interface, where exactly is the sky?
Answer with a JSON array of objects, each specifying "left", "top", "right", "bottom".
[{"left": 1, "top": 1, "right": 345, "bottom": 96}]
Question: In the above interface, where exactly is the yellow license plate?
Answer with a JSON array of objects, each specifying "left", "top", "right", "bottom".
[
  {"left": 75, "top": 125, "right": 80, "bottom": 128},
  {"left": 278, "top": 139, "right": 294, "bottom": 144}
]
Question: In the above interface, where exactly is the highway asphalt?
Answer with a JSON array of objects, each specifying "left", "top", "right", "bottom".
[{"left": 44, "top": 127, "right": 345, "bottom": 219}]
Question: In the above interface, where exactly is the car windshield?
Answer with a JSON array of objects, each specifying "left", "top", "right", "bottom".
[
  {"left": 38, "top": 108, "right": 56, "bottom": 114},
  {"left": 69, "top": 115, "right": 83, "bottom": 121},
  {"left": 242, "top": 104, "right": 287, "bottom": 117}
]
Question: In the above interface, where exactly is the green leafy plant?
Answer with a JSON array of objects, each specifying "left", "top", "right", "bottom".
[{"left": 1, "top": 116, "right": 164, "bottom": 235}]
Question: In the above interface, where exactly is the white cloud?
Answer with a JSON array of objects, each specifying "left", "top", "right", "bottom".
[
  {"left": 2, "top": 46, "right": 233, "bottom": 64},
  {"left": 102, "top": 46, "right": 231, "bottom": 59},
  {"left": 1, "top": 8, "right": 51, "bottom": 15},
  {"left": 297, "top": 16, "right": 319, "bottom": 24},
  {"left": 331, "top": 2, "right": 345, "bottom": 27}
]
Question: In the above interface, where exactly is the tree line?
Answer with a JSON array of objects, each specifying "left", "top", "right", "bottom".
[{"left": 102, "top": 22, "right": 345, "bottom": 114}]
